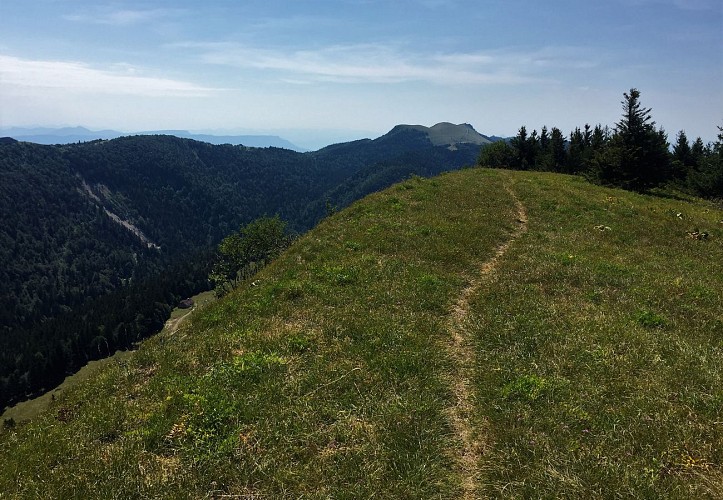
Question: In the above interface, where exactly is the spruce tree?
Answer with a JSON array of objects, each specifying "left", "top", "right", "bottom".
[
  {"left": 691, "top": 137, "right": 706, "bottom": 164},
  {"left": 688, "top": 126, "right": 723, "bottom": 198},
  {"left": 567, "top": 127, "right": 585, "bottom": 173},
  {"left": 583, "top": 123, "right": 592, "bottom": 149},
  {"left": 510, "top": 126, "right": 529, "bottom": 169},
  {"left": 528, "top": 129, "right": 540, "bottom": 169},
  {"left": 672, "top": 130, "right": 694, "bottom": 181},
  {"left": 550, "top": 127, "right": 567, "bottom": 172},
  {"left": 590, "top": 125, "right": 609, "bottom": 152},
  {"left": 591, "top": 88, "right": 671, "bottom": 191},
  {"left": 540, "top": 126, "right": 550, "bottom": 153},
  {"left": 537, "top": 126, "right": 551, "bottom": 171}
]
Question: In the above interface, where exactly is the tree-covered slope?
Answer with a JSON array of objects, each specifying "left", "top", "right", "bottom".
[
  {"left": 2, "top": 126, "right": 481, "bottom": 332},
  {"left": 2, "top": 168, "right": 720, "bottom": 498},
  {"left": 303, "top": 142, "right": 481, "bottom": 223},
  {"left": 0, "top": 141, "right": 156, "bottom": 330},
  {"left": 0, "top": 127, "right": 481, "bottom": 410}
]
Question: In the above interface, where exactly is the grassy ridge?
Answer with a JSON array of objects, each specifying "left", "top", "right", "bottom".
[
  {"left": 0, "top": 169, "right": 519, "bottom": 498},
  {"left": 1, "top": 168, "right": 721, "bottom": 498},
  {"left": 471, "top": 173, "right": 722, "bottom": 497}
]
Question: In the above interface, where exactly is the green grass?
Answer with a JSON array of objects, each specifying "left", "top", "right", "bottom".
[
  {"left": 1, "top": 169, "right": 721, "bottom": 498},
  {"left": 469, "top": 172, "right": 722, "bottom": 498},
  {"left": 168, "top": 290, "right": 215, "bottom": 320},
  {"left": 0, "top": 349, "right": 135, "bottom": 429},
  {"left": 0, "top": 290, "right": 216, "bottom": 429}
]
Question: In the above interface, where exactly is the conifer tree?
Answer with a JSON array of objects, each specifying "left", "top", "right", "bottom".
[
  {"left": 536, "top": 126, "right": 551, "bottom": 170},
  {"left": 687, "top": 126, "right": 723, "bottom": 197},
  {"left": 583, "top": 123, "right": 592, "bottom": 149},
  {"left": 590, "top": 124, "right": 609, "bottom": 152},
  {"left": 691, "top": 137, "right": 706, "bottom": 160},
  {"left": 540, "top": 126, "right": 550, "bottom": 153},
  {"left": 590, "top": 88, "right": 671, "bottom": 191},
  {"left": 550, "top": 127, "right": 567, "bottom": 172},
  {"left": 567, "top": 127, "right": 585, "bottom": 173},
  {"left": 528, "top": 129, "right": 540, "bottom": 168},
  {"left": 510, "top": 126, "right": 530, "bottom": 169},
  {"left": 672, "top": 130, "right": 694, "bottom": 181}
]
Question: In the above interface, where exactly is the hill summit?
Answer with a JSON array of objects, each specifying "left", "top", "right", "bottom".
[{"left": 390, "top": 122, "right": 493, "bottom": 147}]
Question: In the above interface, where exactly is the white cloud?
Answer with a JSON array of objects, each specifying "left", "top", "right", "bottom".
[
  {"left": 63, "top": 8, "right": 186, "bottom": 26},
  {"left": 0, "top": 54, "right": 216, "bottom": 97},
  {"left": 170, "top": 42, "right": 597, "bottom": 86}
]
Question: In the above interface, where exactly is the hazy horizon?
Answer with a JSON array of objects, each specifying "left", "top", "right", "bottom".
[
  {"left": 0, "top": 123, "right": 404, "bottom": 151},
  {"left": 1, "top": 1, "right": 721, "bottom": 147}
]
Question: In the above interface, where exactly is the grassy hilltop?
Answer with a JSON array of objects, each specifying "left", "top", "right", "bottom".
[{"left": 1, "top": 168, "right": 721, "bottom": 498}]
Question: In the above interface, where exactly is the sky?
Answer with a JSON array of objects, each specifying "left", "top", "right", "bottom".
[{"left": 1, "top": 0, "right": 721, "bottom": 150}]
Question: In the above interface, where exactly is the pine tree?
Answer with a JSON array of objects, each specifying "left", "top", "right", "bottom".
[
  {"left": 672, "top": 130, "right": 694, "bottom": 181},
  {"left": 550, "top": 127, "right": 567, "bottom": 172},
  {"left": 590, "top": 88, "right": 671, "bottom": 191},
  {"left": 510, "top": 126, "right": 530, "bottom": 169},
  {"left": 567, "top": 127, "right": 585, "bottom": 173}
]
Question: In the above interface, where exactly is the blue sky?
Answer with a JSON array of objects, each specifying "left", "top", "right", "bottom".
[{"left": 1, "top": 0, "right": 721, "bottom": 149}]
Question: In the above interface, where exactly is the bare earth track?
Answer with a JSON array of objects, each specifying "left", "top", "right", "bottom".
[
  {"left": 445, "top": 181, "right": 528, "bottom": 499},
  {"left": 164, "top": 307, "right": 194, "bottom": 335}
]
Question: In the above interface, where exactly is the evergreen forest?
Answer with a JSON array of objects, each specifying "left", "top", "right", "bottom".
[
  {"left": 478, "top": 89, "right": 723, "bottom": 198},
  {"left": 0, "top": 126, "right": 480, "bottom": 410}
]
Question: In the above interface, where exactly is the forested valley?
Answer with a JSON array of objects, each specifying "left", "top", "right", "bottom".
[{"left": 0, "top": 125, "right": 482, "bottom": 410}]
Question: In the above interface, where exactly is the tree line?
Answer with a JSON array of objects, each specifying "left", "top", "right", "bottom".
[{"left": 478, "top": 89, "right": 722, "bottom": 198}]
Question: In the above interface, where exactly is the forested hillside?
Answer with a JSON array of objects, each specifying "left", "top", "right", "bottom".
[
  {"left": 0, "top": 124, "right": 481, "bottom": 410},
  {"left": 0, "top": 142, "right": 155, "bottom": 329}
]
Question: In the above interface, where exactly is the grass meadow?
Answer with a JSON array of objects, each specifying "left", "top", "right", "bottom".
[
  {"left": 1, "top": 168, "right": 721, "bottom": 498},
  {"left": 470, "top": 172, "right": 722, "bottom": 498}
]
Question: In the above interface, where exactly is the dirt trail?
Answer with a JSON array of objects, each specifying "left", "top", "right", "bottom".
[
  {"left": 445, "top": 181, "right": 528, "bottom": 499},
  {"left": 164, "top": 307, "right": 194, "bottom": 335}
]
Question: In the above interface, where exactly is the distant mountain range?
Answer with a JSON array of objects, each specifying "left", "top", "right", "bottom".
[
  {"left": 0, "top": 126, "right": 306, "bottom": 151},
  {"left": 1, "top": 123, "right": 505, "bottom": 152}
]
